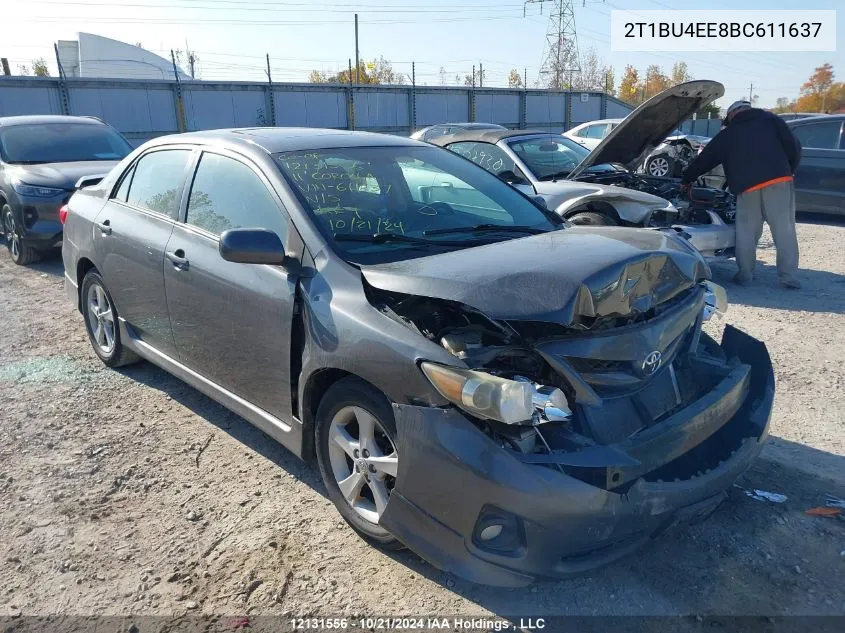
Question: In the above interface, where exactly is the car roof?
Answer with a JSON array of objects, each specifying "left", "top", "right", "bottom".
[
  {"left": 0, "top": 115, "right": 106, "bottom": 127},
  {"left": 429, "top": 128, "right": 557, "bottom": 146},
  {"left": 571, "top": 119, "right": 623, "bottom": 127},
  {"left": 147, "top": 127, "right": 426, "bottom": 153},
  {"left": 787, "top": 114, "right": 844, "bottom": 125}
]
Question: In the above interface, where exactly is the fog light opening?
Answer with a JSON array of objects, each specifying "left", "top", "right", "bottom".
[
  {"left": 479, "top": 524, "right": 503, "bottom": 542},
  {"left": 472, "top": 506, "right": 524, "bottom": 555}
]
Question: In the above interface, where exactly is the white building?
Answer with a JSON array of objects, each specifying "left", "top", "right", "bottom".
[{"left": 57, "top": 33, "right": 191, "bottom": 81}]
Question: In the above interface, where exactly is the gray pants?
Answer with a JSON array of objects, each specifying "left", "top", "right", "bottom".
[{"left": 735, "top": 180, "right": 800, "bottom": 282}]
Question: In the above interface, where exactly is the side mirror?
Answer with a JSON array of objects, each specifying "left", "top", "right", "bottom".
[
  {"left": 533, "top": 195, "right": 548, "bottom": 210},
  {"left": 75, "top": 174, "right": 106, "bottom": 190},
  {"left": 498, "top": 170, "right": 525, "bottom": 185},
  {"left": 219, "top": 228, "right": 287, "bottom": 266}
]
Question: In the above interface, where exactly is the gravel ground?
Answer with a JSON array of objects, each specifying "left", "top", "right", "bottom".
[{"left": 1, "top": 218, "right": 844, "bottom": 627}]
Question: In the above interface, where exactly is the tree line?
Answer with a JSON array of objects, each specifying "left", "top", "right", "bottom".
[{"left": 773, "top": 64, "right": 843, "bottom": 114}]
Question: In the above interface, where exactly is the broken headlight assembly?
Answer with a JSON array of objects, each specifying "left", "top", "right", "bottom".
[
  {"left": 703, "top": 281, "right": 728, "bottom": 322},
  {"left": 420, "top": 362, "right": 571, "bottom": 426}
]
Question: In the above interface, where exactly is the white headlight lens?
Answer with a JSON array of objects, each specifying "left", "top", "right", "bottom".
[{"left": 421, "top": 363, "right": 533, "bottom": 424}]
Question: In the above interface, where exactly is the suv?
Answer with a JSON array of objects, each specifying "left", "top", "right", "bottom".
[{"left": 0, "top": 115, "right": 132, "bottom": 265}]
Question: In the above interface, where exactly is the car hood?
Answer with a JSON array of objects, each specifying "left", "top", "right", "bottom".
[
  {"left": 534, "top": 179, "right": 669, "bottom": 208},
  {"left": 568, "top": 80, "right": 724, "bottom": 179},
  {"left": 7, "top": 160, "right": 121, "bottom": 190},
  {"left": 360, "top": 227, "right": 709, "bottom": 326}
]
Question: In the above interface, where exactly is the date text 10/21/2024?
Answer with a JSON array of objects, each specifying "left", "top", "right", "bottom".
[{"left": 289, "top": 617, "right": 547, "bottom": 630}]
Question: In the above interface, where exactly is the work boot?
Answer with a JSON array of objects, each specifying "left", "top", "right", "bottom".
[{"left": 779, "top": 276, "right": 802, "bottom": 289}]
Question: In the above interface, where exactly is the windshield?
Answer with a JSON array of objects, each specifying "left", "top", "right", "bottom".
[
  {"left": 0, "top": 123, "right": 133, "bottom": 164},
  {"left": 275, "top": 145, "right": 562, "bottom": 265},
  {"left": 507, "top": 136, "right": 590, "bottom": 181}
]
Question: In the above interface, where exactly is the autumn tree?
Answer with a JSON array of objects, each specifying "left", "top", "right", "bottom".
[
  {"left": 573, "top": 47, "right": 611, "bottom": 92},
  {"left": 643, "top": 64, "right": 668, "bottom": 99},
  {"left": 774, "top": 96, "right": 791, "bottom": 112},
  {"left": 508, "top": 68, "right": 523, "bottom": 88},
  {"left": 618, "top": 65, "right": 640, "bottom": 104},
  {"left": 795, "top": 63, "right": 837, "bottom": 112},
  {"left": 32, "top": 58, "right": 50, "bottom": 77},
  {"left": 308, "top": 57, "right": 405, "bottom": 85},
  {"left": 670, "top": 61, "right": 692, "bottom": 86}
]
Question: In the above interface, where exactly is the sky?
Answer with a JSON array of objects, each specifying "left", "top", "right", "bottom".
[{"left": 2, "top": 0, "right": 843, "bottom": 110}]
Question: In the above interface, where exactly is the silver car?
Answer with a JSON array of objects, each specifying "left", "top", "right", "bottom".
[{"left": 433, "top": 81, "right": 737, "bottom": 259}]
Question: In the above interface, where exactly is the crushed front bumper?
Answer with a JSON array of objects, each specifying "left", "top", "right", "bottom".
[{"left": 380, "top": 326, "right": 774, "bottom": 586}]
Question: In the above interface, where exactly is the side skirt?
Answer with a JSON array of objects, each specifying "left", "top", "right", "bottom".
[{"left": 119, "top": 318, "right": 305, "bottom": 459}]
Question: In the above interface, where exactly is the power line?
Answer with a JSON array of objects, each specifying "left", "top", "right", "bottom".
[{"left": 19, "top": 0, "right": 529, "bottom": 14}]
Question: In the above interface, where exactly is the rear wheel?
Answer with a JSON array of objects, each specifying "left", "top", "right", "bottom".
[
  {"left": 568, "top": 211, "right": 618, "bottom": 226},
  {"left": 3, "top": 204, "right": 41, "bottom": 266},
  {"left": 315, "top": 377, "right": 403, "bottom": 550},
  {"left": 81, "top": 270, "right": 140, "bottom": 368},
  {"left": 646, "top": 155, "right": 675, "bottom": 177}
]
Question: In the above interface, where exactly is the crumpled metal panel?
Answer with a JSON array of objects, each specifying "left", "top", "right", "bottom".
[{"left": 361, "top": 226, "right": 709, "bottom": 327}]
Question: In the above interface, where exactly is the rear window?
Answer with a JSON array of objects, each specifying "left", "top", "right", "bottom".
[{"left": 0, "top": 122, "right": 132, "bottom": 164}]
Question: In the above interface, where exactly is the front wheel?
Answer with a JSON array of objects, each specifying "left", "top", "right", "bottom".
[
  {"left": 315, "top": 377, "right": 403, "bottom": 550},
  {"left": 568, "top": 211, "right": 618, "bottom": 226},
  {"left": 81, "top": 270, "right": 140, "bottom": 368},
  {"left": 3, "top": 204, "right": 41, "bottom": 266}
]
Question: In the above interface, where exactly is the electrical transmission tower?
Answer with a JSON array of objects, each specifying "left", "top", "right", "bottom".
[{"left": 525, "top": 0, "right": 580, "bottom": 90}]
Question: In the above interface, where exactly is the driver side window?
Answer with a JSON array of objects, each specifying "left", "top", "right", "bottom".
[{"left": 185, "top": 152, "right": 288, "bottom": 242}]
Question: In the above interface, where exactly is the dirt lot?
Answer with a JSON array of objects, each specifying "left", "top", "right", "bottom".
[{"left": 1, "top": 218, "right": 844, "bottom": 627}]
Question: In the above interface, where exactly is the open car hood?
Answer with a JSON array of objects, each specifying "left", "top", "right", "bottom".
[
  {"left": 360, "top": 227, "right": 709, "bottom": 327},
  {"left": 568, "top": 80, "right": 724, "bottom": 179}
]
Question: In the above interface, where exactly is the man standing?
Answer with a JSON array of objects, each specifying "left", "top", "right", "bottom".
[{"left": 681, "top": 100, "right": 802, "bottom": 288}]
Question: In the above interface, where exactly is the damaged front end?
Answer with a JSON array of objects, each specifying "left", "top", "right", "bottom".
[
  {"left": 575, "top": 169, "right": 737, "bottom": 258},
  {"left": 368, "top": 271, "right": 773, "bottom": 585}
]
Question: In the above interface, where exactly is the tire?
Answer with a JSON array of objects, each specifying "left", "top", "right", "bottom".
[
  {"left": 80, "top": 270, "right": 141, "bottom": 368},
  {"left": 315, "top": 377, "right": 403, "bottom": 550},
  {"left": 3, "top": 204, "right": 41, "bottom": 266},
  {"left": 646, "top": 155, "right": 675, "bottom": 178},
  {"left": 568, "top": 211, "right": 618, "bottom": 226}
]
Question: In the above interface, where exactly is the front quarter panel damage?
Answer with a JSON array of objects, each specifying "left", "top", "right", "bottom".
[{"left": 379, "top": 325, "right": 774, "bottom": 586}]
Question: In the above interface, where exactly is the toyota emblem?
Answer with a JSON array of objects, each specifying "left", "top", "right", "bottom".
[{"left": 642, "top": 350, "right": 662, "bottom": 376}]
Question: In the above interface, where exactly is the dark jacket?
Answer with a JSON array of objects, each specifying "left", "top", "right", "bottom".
[{"left": 681, "top": 108, "right": 801, "bottom": 193}]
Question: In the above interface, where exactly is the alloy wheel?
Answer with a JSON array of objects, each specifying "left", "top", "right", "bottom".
[
  {"left": 86, "top": 283, "right": 116, "bottom": 355},
  {"left": 4, "top": 209, "right": 20, "bottom": 261},
  {"left": 327, "top": 405, "right": 398, "bottom": 524},
  {"left": 648, "top": 157, "right": 670, "bottom": 177}
]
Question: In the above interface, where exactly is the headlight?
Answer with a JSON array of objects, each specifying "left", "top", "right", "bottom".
[
  {"left": 703, "top": 281, "right": 728, "bottom": 321},
  {"left": 11, "top": 179, "right": 64, "bottom": 198},
  {"left": 420, "top": 362, "right": 533, "bottom": 424}
]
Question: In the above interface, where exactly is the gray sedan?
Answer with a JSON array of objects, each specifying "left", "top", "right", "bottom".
[{"left": 63, "top": 127, "right": 774, "bottom": 586}]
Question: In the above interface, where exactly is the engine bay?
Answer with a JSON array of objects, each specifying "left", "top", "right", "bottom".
[
  {"left": 576, "top": 170, "right": 737, "bottom": 227},
  {"left": 366, "top": 281, "right": 742, "bottom": 489}
]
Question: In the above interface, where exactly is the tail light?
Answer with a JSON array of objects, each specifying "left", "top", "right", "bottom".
[{"left": 58, "top": 204, "right": 69, "bottom": 225}]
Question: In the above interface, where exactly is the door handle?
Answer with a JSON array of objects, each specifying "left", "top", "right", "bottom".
[
  {"left": 165, "top": 249, "right": 189, "bottom": 270},
  {"left": 96, "top": 220, "right": 112, "bottom": 235}
]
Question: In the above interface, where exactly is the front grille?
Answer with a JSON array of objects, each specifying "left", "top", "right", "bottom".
[{"left": 566, "top": 358, "right": 628, "bottom": 374}]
